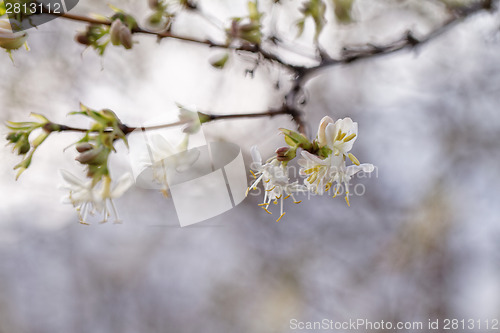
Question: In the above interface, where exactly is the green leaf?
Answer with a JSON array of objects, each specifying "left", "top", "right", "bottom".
[
  {"left": 210, "top": 53, "right": 229, "bottom": 69},
  {"left": 280, "top": 128, "right": 312, "bottom": 150}
]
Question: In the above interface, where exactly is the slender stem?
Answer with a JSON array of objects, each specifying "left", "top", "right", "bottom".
[{"left": 55, "top": 109, "right": 290, "bottom": 135}]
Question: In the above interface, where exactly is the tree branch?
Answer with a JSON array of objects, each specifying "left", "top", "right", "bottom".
[
  {"left": 50, "top": 108, "right": 293, "bottom": 135},
  {"left": 301, "top": 0, "right": 494, "bottom": 79},
  {"left": 41, "top": 9, "right": 297, "bottom": 71}
]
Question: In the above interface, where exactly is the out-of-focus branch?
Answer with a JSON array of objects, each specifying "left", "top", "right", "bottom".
[
  {"left": 301, "top": 0, "right": 494, "bottom": 79},
  {"left": 39, "top": 0, "right": 494, "bottom": 137},
  {"left": 41, "top": 8, "right": 297, "bottom": 71}
]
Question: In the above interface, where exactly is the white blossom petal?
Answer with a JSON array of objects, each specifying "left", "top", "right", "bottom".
[{"left": 110, "top": 173, "right": 134, "bottom": 198}]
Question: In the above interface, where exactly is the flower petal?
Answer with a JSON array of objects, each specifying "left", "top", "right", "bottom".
[
  {"left": 317, "top": 116, "right": 334, "bottom": 146},
  {"left": 111, "top": 173, "right": 134, "bottom": 198},
  {"left": 250, "top": 145, "right": 262, "bottom": 165},
  {"left": 346, "top": 163, "right": 374, "bottom": 177},
  {"left": 60, "top": 169, "right": 85, "bottom": 188}
]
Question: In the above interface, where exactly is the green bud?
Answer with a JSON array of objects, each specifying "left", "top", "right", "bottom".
[
  {"left": 6, "top": 132, "right": 21, "bottom": 143},
  {"left": 13, "top": 152, "right": 33, "bottom": 180},
  {"left": 18, "top": 140, "right": 30, "bottom": 155}
]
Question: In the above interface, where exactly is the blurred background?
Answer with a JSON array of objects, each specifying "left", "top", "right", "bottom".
[{"left": 1, "top": 0, "right": 500, "bottom": 332}]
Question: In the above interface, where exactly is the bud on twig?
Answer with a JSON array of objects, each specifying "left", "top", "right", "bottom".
[
  {"left": 76, "top": 143, "right": 94, "bottom": 153},
  {"left": 110, "top": 19, "right": 133, "bottom": 49}
]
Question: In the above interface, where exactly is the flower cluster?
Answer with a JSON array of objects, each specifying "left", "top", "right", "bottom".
[{"left": 247, "top": 116, "right": 375, "bottom": 221}]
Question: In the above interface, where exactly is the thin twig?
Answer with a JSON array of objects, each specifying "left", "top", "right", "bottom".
[
  {"left": 54, "top": 108, "right": 291, "bottom": 135},
  {"left": 41, "top": 8, "right": 297, "bottom": 71},
  {"left": 301, "top": 0, "right": 494, "bottom": 80}
]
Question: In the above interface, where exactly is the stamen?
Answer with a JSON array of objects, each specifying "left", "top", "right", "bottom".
[
  {"left": 345, "top": 195, "right": 350, "bottom": 207},
  {"left": 266, "top": 186, "right": 276, "bottom": 192},
  {"left": 294, "top": 200, "right": 302, "bottom": 204},
  {"left": 264, "top": 179, "right": 270, "bottom": 183},
  {"left": 250, "top": 170, "right": 257, "bottom": 179},
  {"left": 284, "top": 194, "right": 291, "bottom": 199},
  {"left": 348, "top": 153, "right": 360, "bottom": 166},
  {"left": 343, "top": 133, "right": 356, "bottom": 142},
  {"left": 262, "top": 207, "right": 272, "bottom": 215},
  {"left": 335, "top": 129, "right": 343, "bottom": 141},
  {"left": 276, "top": 195, "right": 282, "bottom": 199},
  {"left": 276, "top": 212, "right": 286, "bottom": 222},
  {"left": 307, "top": 173, "right": 318, "bottom": 184},
  {"left": 258, "top": 203, "right": 269, "bottom": 207},
  {"left": 339, "top": 132, "right": 347, "bottom": 140},
  {"left": 303, "top": 166, "right": 319, "bottom": 174}
]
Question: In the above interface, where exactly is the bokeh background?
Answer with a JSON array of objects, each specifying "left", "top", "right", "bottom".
[{"left": 1, "top": 0, "right": 500, "bottom": 332}]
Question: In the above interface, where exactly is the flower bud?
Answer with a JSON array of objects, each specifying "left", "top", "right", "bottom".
[
  {"left": 18, "top": 140, "right": 30, "bottom": 155},
  {"left": 76, "top": 146, "right": 107, "bottom": 165},
  {"left": 276, "top": 146, "right": 296, "bottom": 162},
  {"left": 76, "top": 143, "right": 94, "bottom": 153},
  {"left": 119, "top": 28, "right": 133, "bottom": 49},
  {"left": 110, "top": 19, "right": 133, "bottom": 49},
  {"left": 109, "top": 20, "right": 124, "bottom": 46},
  {"left": 75, "top": 32, "right": 90, "bottom": 45},
  {"left": 0, "top": 20, "right": 28, "bottom": 50},
  {"left": 148, "top": 0, "right": 160, "bottom": 9},
  {"left": 6, "top": 132, "right": 21, "bottom": 143}
]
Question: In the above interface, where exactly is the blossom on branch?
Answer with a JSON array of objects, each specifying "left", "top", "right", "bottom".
[
  {"left": 247, "top": 146, "right": 306, "bottom": 222},
  {"left": 60, "top": 170, "right": 134, "bottom": 225}
]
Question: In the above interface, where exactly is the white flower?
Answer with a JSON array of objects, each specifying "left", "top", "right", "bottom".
[
  {"left": 317, "top": 116, "right": 363, "bottom": 167},
  {"left": 298, "top": 151, "right": 333, "bottom": 195},
  {"left": 142, "top": 134, "right": 199, "bottom": 196},
  {"left": 298, "top": 151, "right": 374, "bottom": 206},
  {"left": 60, "top": 170, "right": 133, "bottom": 224},
  {"left": 0, "top": 19, "right": 27, "bottom": 50},
  {"left": 328, "top": 155, "right": 374, "bottom": 206},
  {"left": 247, "top": 146, "right": 305, "bottom": 222}
]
